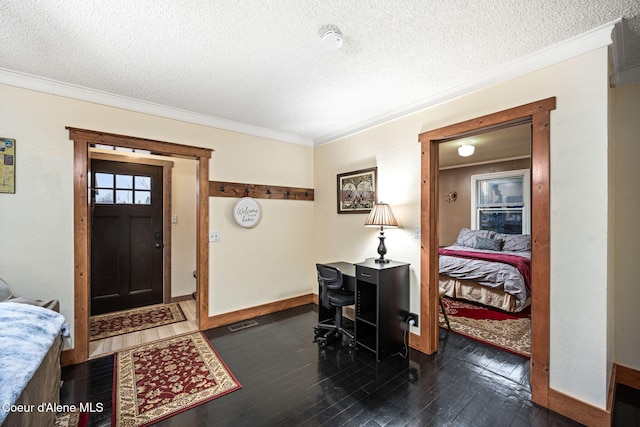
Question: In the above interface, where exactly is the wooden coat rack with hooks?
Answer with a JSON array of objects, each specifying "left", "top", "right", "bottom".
[{"left": 209, "top": 181, "right": 314, "bottom": 201}]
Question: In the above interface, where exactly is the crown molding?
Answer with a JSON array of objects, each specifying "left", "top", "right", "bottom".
[
  {"left": 611, "top": 64, "right": 640, "bottom": 86},
  {"left": 313, "top": 19, "right": 620, "bottom": 146},
  {"left": 0, "top": 20, "right": 619, "bottom": 148},
  {"left": 0, "top": 67, "right": 314, "bottom": 147},
  {"left": 609, "top": 18, "right": 640, "bottom": 87}
]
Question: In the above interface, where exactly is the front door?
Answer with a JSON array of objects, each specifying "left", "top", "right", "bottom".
[{"left": 90, "top": 159, "right": 164, "bottom": 315}]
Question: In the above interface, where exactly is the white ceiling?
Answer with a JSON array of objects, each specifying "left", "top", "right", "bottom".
[
  {"left": 1, "top": 1, "right": 640, "bottom": 146},
  {"left": 439, "top": 124, "right": 531, "bottom": 169}
]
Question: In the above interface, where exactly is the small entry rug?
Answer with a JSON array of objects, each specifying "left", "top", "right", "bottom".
[
  {"left": 113, "top": 332, "right": 242, "bottom": 427},
  {"left": 90, "top": 303, "right": 186, "bottom": 341},
  {"left": 439, "top": 297, "right": 531, "bottom": 358}
]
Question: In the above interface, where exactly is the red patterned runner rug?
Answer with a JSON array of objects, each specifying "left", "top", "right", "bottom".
[
  {"left": 113, "top": 332, "right": 242, "bottom": 427},
  {"left": 439, "top": 297, "right": 531, "bottom": 358},
  {"left": 55, "top": 410, "right": 88, "bottom": 427},
  {"left": 90, "top": 303, "right": 186, "bottom": 341}
]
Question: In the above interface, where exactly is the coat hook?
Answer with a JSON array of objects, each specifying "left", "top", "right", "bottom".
[
  {"left": 244, "top": 186, "right": 250, "bottom": 197},
  {"left": 266, "top": 186, "right": 272, "bottom": 195},
  {"left": 220, "top": 184, "right": 225, "bottom": 192}
]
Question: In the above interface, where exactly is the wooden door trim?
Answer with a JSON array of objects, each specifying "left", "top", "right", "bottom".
[
  {"left": 65, "top": 127, "right": 211, "bottom": 366},
  {"left": 415, "top": 97, "right": 556, "bottom": 408},
  {"left": 90, "top": 151, "right": 174, "bottom": 304}
]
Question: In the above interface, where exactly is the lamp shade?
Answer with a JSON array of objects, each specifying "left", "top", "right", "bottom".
[{"left": 364, "top": 202, "right": 398, "bottom": 227}]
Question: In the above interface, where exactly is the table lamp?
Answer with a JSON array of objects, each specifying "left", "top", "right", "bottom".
[{"left": 364, "top": 202, "right": 398, "bottom": 263}]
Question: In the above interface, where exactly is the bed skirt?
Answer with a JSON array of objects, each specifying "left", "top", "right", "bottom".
[{"left": 439, "top": 275, "right": 531, "bottom": 313}]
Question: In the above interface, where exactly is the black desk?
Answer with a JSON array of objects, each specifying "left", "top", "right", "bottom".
[{"left": 319, "top": 259, "right": 410, "bottom": 361}]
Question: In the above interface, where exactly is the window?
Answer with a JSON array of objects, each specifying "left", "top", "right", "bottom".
[
  {"left": 471, "top": 169, "right": 530, "bottom": 234},
  {"left": 94, "top": 172, "right": 151, "bottom": 205}
]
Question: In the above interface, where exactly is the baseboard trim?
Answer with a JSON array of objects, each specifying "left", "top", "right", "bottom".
[
  {"left": 615, "top": 363, "right": 640, "bottom": 390},
  {"left": 548, "top": 385, "right": 612, "bottom": 427},
  {"left": 170, "top": 294, "right": 195, "bottom": 303},
  {"left": 206, "top": 293, "right": 314, "bottom": 329}
]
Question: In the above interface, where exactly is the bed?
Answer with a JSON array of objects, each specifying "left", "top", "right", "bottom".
[
  {"left": 439, "top": 228, "right": 532, "bottom": 313},
  {"left": 0, "top": 301, "right": 64, "bottom": 427}
]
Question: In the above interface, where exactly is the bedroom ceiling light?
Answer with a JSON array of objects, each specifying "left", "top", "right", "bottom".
[
  {"left": 320, "top": 25, "right": 343, "bottom": 50},
  {"left": 458, "top": 144, "right": 475, "bottom": 157}
]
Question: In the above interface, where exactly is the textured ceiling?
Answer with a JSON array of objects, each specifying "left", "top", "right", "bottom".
[{"left": 1, "top": 1, "right": 640, "bottom": 146}]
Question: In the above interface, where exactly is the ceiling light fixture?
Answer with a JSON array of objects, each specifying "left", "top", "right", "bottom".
[
  {"left": 457, "top": 144, "right": 475, "bottom": 157},
  {"left": 320, "top": 25, "right": 343, "bottom": 50}
]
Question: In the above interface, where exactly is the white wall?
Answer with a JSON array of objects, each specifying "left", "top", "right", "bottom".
[
  {"left": 0, "top": 83, "right": 315, "bottom": 348},
  {"left": 313, "top": 48, "right": 612, "bottom": 408},
  {"left": 613, "top": 81, "right": 640, "bottom": 370},
  {"left": 169, "top": 156, "right": 198, "bottom": 298}
]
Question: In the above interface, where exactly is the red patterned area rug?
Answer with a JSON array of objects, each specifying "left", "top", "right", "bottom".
[
  {"left": 439, "top": 297, "right": 531, "bottom": 358},
  {"left": 55, "top": 410, "right": 88, "bottom": 427},
  {"left": 90, "top": 303, "right": 186, "bottom": 341},
  {"left": 113, "top": 332, "right": 241, "bottom": 427}
]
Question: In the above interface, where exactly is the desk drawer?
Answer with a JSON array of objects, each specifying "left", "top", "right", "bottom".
[{"left": 356, "top": 266, "right": 379, "bottom": 284}]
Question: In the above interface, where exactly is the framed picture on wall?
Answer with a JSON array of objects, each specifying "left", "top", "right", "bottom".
[
  {"left": 0, "top": 138, "right": 16, "bottom": 194},
  {"left": 336, "top": 167, "right": 377, "bottom": 214}
]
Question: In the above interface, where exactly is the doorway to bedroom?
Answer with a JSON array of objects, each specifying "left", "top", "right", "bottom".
[
  {"left": 417, "top": 98, "right": 555, "bottom": 408},
  {"left": 437, "top": 123, "right": 532, "bottom": 358}
]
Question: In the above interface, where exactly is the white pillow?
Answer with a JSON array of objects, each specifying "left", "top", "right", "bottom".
[
  {"left": 0, "top": 277, "right": 13, "bottom": 302},
  {"left": 454, "top": 228, "right": 496, "bottom": 248}
]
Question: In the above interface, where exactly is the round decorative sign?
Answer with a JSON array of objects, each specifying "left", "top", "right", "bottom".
[{"left": 233, "top": 197, "right": 262, "bottom": 228}]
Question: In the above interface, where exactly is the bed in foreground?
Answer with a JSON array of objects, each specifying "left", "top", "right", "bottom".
[
  {"left": 439, "top": 228, "right": 531, "bottom": 313},
  {"left": 0, "top": 301, "right": 64, "bottom": 427}
]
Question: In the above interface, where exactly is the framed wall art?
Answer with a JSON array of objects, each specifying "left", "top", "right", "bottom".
[
  {"left": 0, "top": 138, "right": 15, "bottom": 194},
  {"left": 336, "top": 167, "right": 377, "bottom": 214}
]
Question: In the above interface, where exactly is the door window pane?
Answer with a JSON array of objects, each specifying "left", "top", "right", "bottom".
[
  {"left": 95, "top": 173, "right": 113, "bottom": 188},
  {"left": 95, "top": 189, "right": 114, "bottom": 204},
  {"left": 116, "top": 190, "right": 133, "bottom": 204},
  {"left": 94, "top": 171, "right": 153, "bottom": 206},
  {"left": 135, "top": 176, "right": 151, "bottom": 190},
  {"left": 135, "top": 191, "right": 151, "bottom": 205},
  {"left": 116, "top": 174, "right": 133, "bottom": 189}
]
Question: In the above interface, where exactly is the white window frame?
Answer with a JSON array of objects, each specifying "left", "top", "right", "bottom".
[{"left": 470, "top": 169, "right": 530, "bottom": 234}]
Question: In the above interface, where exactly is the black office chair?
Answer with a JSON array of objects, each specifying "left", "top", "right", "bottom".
[{"left": 313, "top": 264, "right": 356, "bottom": 349}]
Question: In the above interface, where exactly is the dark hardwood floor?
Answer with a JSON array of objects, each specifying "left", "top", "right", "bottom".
[{"left": 60, "top": 304, "right": 639, "bottom": 426}]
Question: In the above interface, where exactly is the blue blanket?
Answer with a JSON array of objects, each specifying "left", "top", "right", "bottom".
[{"left": 0, "top": 302, "right": 64, "bottom": 424}]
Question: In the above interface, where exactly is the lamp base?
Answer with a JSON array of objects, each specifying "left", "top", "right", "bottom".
[{"left": 375, "top": 231, "right": 389, "bottom": 264}]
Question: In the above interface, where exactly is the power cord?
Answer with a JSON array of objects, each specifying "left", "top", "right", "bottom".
[{"left": 392, "top": 318, "right": 415, "bottom": 359}]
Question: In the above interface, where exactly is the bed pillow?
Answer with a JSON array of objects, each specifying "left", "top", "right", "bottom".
[
  {"left": 474, "top": 236, "right": 504, "bottom": 251},
  {"left": 454, "top": 228, "right": 495, "bottom": 248},
  {"left": 495, "top": 233, "right": 531, "bottom": 252},
  {"left": 0, "top": 277, "right": 13, "bottom": 302}
]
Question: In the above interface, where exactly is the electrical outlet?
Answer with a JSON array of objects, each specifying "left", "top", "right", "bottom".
[
  {"left": 407, "top": 313, "right": 419, "bottom": 328},
  {"left": 414, "top": 226, "right": 420, "bottom": 239},
  {"left": 61, "top": 323, "right": 71, "bottom": 338},
  {"left": 209, "top": 231, "right": 221, "bottom": 242}
]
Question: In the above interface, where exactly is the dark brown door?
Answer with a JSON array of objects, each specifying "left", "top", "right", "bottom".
[{"left": 90, "top": 159, "right": 164, "bottom": 315}]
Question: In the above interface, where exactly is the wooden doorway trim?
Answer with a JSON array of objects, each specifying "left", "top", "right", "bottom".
[
  {"left": 89, "top": 151, "right": 175, "bottom": 304},
  {"left": 415, "top": 97, "right": 556, "bottom": 408},
  {"left": 65, "top": 127, "right": 212, "bottom": 365}
]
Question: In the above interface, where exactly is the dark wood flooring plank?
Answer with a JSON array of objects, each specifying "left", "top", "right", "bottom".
[{"left": 58, "top": 304, "right": 637, "bottom": 427}]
